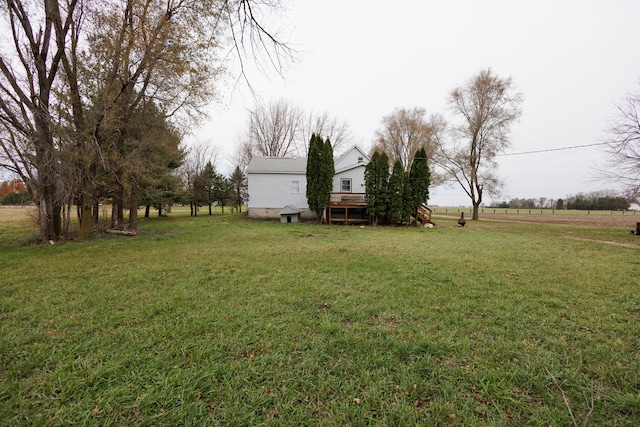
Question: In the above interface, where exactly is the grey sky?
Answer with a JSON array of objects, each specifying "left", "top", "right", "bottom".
[{"left": 198, "top": 0, "right": 640, "bottom": 206}]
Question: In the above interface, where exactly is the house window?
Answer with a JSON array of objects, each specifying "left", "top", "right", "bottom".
[
  {"left": 291, "top": 180, "right": 299, "bottom": 193},
  {"left": 357, "top": 156, "right": 363, "bottom": 163},
  {"left": 341, "top": 178, "right": 352, "bottom": 192}
]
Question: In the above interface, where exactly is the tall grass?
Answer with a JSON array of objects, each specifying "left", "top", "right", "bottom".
[{"left": 1, "top": 211, "right": 638, "bottom": 425}]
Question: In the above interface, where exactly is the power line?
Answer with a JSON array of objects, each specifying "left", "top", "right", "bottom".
[{"left": 497, "top": 142, "right": 608, "bottom": 157}]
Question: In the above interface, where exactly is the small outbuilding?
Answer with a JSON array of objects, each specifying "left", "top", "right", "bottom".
[{"left": 278, "top": 205, "right": 304, "bottom": 223}]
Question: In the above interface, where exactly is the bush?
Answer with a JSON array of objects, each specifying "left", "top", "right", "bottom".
[{"left": 1, "top": 191, "right": 32, "bottom": 205}]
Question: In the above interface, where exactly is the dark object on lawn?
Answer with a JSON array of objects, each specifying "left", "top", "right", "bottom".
[
  {"left": 458, "top": 212, "right": 466, "bottom": 227},
  {"left": 632, "top": 222, "right": 640, "bottom": 235}
]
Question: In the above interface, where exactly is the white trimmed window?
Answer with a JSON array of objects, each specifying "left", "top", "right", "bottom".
[
  {"left": 291, "top": 180, "right": 300, "bottom": 193},
  {"left": 341, "top": 178, "right": 352, "bottom": 192}
]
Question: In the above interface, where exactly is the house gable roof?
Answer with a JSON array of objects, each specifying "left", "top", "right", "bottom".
[
  {"left": 247, "top": 146, "right": 369, "bottom": 175},
  {"left": 335, "top": 145, "right": 370, "bottom": 166},
  {"left": 334, "top": 145, "right": 370, "bottom": 174},
  {"left": 247, "top": 157, "right": 307, "bottom": 174},
  {"left": 335, "top": 163, "right": 367, "bottom": 174}
]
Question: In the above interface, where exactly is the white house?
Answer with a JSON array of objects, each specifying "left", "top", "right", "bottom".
[
  {"left": 246, "top": 156, "right": 310, "bottom": 219},
  {"left": 247, "top": 146, "right": 370, "bottom": 222},
  {"left": 333, "top": 145, "right": 368, "bottom": 194}
]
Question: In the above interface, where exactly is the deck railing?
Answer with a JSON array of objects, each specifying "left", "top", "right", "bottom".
[{"left": 329, "top": 192, "right": 366, "bottom": 206}]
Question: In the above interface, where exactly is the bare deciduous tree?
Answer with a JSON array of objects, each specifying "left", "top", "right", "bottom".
[
  {"left": 372, "top": 107, "right": 441, "bottom": 172},
  {"left": 0, "top": 0, "right": 79, "bottom": 242},
  {"left": 299, "top": 110, "right": 355, "bottom": 156},
  {"left": 436, "top": 69, "right": 523, "bottom": 220},
  {"left": 239, "top": 99, "right": 356, "bottom": 161},
  {"left": 600, "top": 82, "right": 640, "bottom": 198},
  {"left": 233, "top": 139, "right": 255, "bottom": 173},
  {"left": 243, "top": 99, "right": 303, "bottom": 157}
]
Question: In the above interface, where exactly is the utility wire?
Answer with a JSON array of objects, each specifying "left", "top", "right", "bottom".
[{"left": 497, "top": 142, "right": 608, "bottom": 157}]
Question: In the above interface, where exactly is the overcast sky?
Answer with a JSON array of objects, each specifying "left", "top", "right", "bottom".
[{"left": 197, "top": 0, "right": 640, "bottom": 206}]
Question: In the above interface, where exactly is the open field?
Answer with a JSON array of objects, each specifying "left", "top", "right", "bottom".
[
  {"left": 0, "top": 206, "right": 35, "bottom": 222},
  {"left": 432, "top": 207, "right": 640, "bottom": 229},
  {"left": 1, "top": 209, "right": 639, "bottom": 425}
]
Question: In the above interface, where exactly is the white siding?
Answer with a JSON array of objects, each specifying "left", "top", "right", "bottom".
[
  {"left": 333, "top": 166, "right": 366, "bottom": 193},
  {"left": 247, "top": 147, "right": 370, "bottom": 219},
  {"left": 248, "top": 172, "right": 308, "bottom": 210},
  {"left": 335, "top": 146, "right": 368, "bottom": 171}
]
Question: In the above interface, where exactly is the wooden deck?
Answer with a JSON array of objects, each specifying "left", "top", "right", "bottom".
[
  {"left": 329, "top": 192, "right": 366, "bottom": 206},
  {"left": 327, "top": 193, "right": 369, "bottom": 224}
]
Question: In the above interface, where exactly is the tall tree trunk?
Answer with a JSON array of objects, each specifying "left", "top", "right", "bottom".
[
  {"left": 112, "top": 176, "right": 125, "bottom": 230},
  {"left": 472, "top": 202, "right": 480, "bottom": 221},
  {"left": 35, "top": 137, "right": 61, "bottom": 242},
  {"left": 145, "top": 204, "right": 150, "bottom": 218},
  {"left": 78, "top": 187, "right": 93, "bottom": 238},
  {"left": 111, "top": 203, "right": 118, "bottom": 229},
  {"left": 37, "top": 197, "right": 49, "bottom": 243},
  {"left": 41, "top": 177, "right": 61, "bottom": 241},
  {"left": 93, "top": 198, "right": 100, "bottom": 227},
  {"left": 52, "top": 196, "right": 62, "bottom": 239},
  {"left": 128, "top": 182, "right": 138, "bottom": 231},
  {"left": 63, "top": 198, "right": 72, "bottom": 236}
]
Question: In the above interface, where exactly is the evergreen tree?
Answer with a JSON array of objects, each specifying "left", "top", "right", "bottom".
[
  {"left": 409, "top": 147, "right": 431, "bottom": 216},
  {"left": 230, "top": 166, "right": 247, "bottom": 212},
  {"left": 387, "top": 159, "right": 406, "bottom": 224},
  {"left": 213, "top": 175, "right": 231, "bottom": 214},
  {"left": 306, "top": 133, "right": 322, "bottom": 219},
  {"left": 190, "top": 172, "right": 209, "bottom": 216},
  {"left": 321, "top": 137, "right": 335, "bottom": 214},
  {"left": 200, "top": 161, "right": 219, "bottom": 215},
  {"left": 365, "top": 151, "right": 389, "bottom": 225},
  {"left": 401, "top": 164, "right": 413, "bottom": 223},
  {"left": 306, "top": 134, "right": 334, "bottom": 222}
]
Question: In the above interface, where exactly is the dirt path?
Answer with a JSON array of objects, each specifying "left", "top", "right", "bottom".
[{"left": 563, "top": 236, "right": 640, "bottom": 249}]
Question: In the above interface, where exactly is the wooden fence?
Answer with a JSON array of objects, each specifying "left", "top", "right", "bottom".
[{"left": 431, "top": 207, "right": 638, "bottom": 216}]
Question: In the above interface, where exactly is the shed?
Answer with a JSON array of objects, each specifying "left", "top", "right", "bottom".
[{"left": 278, "top": 205, "right": 304, "bottom": 223}]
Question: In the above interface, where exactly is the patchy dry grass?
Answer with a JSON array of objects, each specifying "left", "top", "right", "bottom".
[{"left": 0, "top": 206, "right": 38, "bottom": 245}]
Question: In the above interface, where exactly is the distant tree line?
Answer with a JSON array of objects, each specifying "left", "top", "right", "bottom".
[
  {"left": 564, "top": 194, "right": 630, "bottom": 211},
  {"left": 490, "top": 191, "right": 633, "bottom": 211},
  {"left": 365, "top": 147, "right": 431, "bottom": 226}
]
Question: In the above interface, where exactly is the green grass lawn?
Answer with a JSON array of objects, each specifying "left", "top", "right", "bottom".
[{"left": 1, "top": 210, "right": 639, "bottom": 426}]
